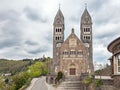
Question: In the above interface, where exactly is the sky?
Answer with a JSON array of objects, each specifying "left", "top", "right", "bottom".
[{"left": 0, "top": 0, "right": 120, "bottom": 65}]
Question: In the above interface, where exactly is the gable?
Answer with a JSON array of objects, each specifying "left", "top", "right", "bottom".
[{"left": 61, "top": 32, "right": 86, "bottom": 51}]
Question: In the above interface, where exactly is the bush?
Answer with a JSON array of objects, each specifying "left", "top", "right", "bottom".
[
  {"left": 87, "top": 76, "right": 93, "bottom": 84},
  {"left": 56, "top": 71, "right": 63, "bottom": 81},
  {"left": 12, "top": 72, "right": 30, "bottom": 90},
  {"left": 95, "top": 79, "right": 103, "bottom": 87}
]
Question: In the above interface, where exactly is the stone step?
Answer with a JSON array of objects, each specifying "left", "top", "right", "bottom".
[
  {"left": 60, "top": 83, "right": 81, "bottom": 87},
  {"left": 57, "top": 87, "right": 82, "bottom": 90},
  {"left": 65, "top": 76, "right": 80, "bottom": 81},
  {"left": 56, "top": 81, "right": 83, "bottom": 90}
]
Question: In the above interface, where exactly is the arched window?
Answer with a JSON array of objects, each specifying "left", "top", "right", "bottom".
[
  {"left": 56, "top": 29, "right": 57, "bottom": 32},
  {"left": 60, "top": 28, "right": 61, "bottom": 32}
]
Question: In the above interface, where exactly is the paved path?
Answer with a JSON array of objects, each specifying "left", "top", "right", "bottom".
[{"left": 26, "top": 76, "right": 56, "bottom": 90}]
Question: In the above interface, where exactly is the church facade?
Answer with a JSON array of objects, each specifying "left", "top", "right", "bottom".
[{"left": 52, "top": 7, "right": 94, "bottom": 78}]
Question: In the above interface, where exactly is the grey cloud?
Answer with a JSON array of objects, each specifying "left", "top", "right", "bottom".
[
  {"left": 45, "top": 31, "right": 52, "bottom": 43},
  {"left": 0, "top": 10, "right": 23, "bottom": 49},
  {"left": 89, "top": 0, "right": 109, "bottom": 11},
  {"left": 69, "top": 16, "right": 79, "bottom": 23},
  {"left": 24, "top": 7, "right": 48, "bottom": 23},
  {"left": 0, "top": 10, "right": 20, "bottom": 22},
  {"left": 25, "top": 40, "right": 39, "bottom": 46},
  {"left": 27, "top": 47, "right": 49, "bottom": 54},
  {"left": 95, "top": 31, "right": 117, "bottom": 39}
]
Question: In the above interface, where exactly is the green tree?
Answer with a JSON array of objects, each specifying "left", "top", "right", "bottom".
[
  {"left": 28, "top": 61, "right": 48, "bottom": 77},
  {"left": 12, "top": 72, "right": 30, "bottom": 90},
  {"left": 0, "top": 75, "right": 5, "bottom": 89}
]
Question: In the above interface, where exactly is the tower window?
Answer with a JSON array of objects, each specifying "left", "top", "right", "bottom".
[
  {"left": 83, "top": 28, "right": 90, "bottom": 32},
  {"left": 56, "top": 37, "right": 60, "bottom": 40},
  {"left": 56, "top": 29, "right": 57, "bottom": 32},
  {"left": 88, "top": 28, "right": 90, "bottom": 32},
  {"left": 55, "top": 28, "right": 62, "bottom": 32},
  {"left": 60, "top": 29, "right": 61, "bottom": 32},
  {"left": 83, "top": 35, "right": 91, "bottom": 41},
  {"left": 84, "top": 36, "right": 86, "bottom": 39},
  {"left": 60, "top": 37, "right": 61, "bottom": 40}
]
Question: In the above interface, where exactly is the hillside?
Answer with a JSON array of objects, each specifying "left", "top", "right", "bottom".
[{"left": 0, "top": 59, "right": 32, "bottom": 74}]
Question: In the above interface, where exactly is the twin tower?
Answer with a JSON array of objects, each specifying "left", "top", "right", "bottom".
[{"left": 53, "top": 7, "right": 94, "bottom": 77}]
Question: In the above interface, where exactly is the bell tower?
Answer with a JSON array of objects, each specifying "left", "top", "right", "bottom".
[
  {"left": 53, "top": 7, "right": 65, "bottom": 74},
  {"left": 80, "top": 7, "right": 94, "bottom": 74}
]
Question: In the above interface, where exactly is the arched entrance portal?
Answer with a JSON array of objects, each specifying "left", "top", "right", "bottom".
[{"left": 69, "top": 63, "right": 76, "bottom": 76}]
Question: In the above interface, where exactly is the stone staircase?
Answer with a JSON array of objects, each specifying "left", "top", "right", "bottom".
[{"left": 56, "top": 76, "right": 82, "bottom": 90}]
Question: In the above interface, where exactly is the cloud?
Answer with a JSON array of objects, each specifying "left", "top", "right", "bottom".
[
  {"left": 23, "top": 7, "right": 48, "bottom": 23},
  {"left": 0, "top": 0, "right": 119, "bottom": 62},
  {"left": 25, "top": 40, "right": 39, "bottom": 46},
  {"left": 0, "top": 10, "right": 23, "bottom": 49},
  {"left": 27, "top": 47, "right": 49, "bottom": 55}
]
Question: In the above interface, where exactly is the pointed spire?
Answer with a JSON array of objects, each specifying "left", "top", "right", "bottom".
[
  {"left": 53, "top": 5, "right": 64, "bottom": 25},
  {"left": 81, "top": 6, "right": 92, "bottom": 24}
]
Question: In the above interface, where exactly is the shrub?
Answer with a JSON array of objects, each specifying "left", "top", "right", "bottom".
[
  {"left": 12, "top": 72, "right": 30, "bottom": 90},
  {"left": 56, "top": 71, "right": 63, "bottom": 81},
  {"left": 95, "top": 79, "right": 103, "bottom": 87}
]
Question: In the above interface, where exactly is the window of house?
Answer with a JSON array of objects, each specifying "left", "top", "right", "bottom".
[{"left": 118, "top": 54, "right": 120, "bottom": 72}]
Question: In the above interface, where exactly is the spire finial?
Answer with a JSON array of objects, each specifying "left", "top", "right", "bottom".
[
  {"left": 59, "top": 3, "right": 61, "bottom": 9},
  {"left": 85, "top": 3, "right": 87, "bottom": 9}
]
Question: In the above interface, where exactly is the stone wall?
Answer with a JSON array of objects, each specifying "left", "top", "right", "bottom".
[{"left": 113, "top": 75, "right": 120, "bottom": 89}]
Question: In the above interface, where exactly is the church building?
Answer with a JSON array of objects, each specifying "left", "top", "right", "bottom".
[{"left": 52, "top": 7, "right": 94, "bottom": 79}]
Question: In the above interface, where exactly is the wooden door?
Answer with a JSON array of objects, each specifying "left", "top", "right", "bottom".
[{"left": 70, "top": 68, "right": 76, "bottom": 75}]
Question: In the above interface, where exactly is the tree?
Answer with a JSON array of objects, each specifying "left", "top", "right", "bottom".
[
  {"left": 12, "top": 72, "right": 30, "bottom": 90},
  {"left": 0, "top": 75, "right": 5, "bottom": 89},
  {"left": 28, "top": 61, "right": 48, "bottom": 77}
]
